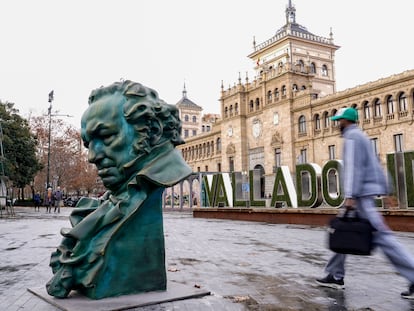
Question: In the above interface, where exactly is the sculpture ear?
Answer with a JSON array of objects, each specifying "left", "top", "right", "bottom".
[{"left": 149, "top": 119, "right": 163, "bottom": 146}]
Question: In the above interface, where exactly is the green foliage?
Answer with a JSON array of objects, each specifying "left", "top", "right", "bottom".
[
  {"left": 321, "top": 160, "right": 343, "bottom": 207},
  {"left": 296, "top": 163, "right": 322, "bottom": 208},
  {"left": 270, "top": 167, "right": 293, "bottom": 207},
  {"left": 404, "top": 151, "right": 414, "bottom": 207},
  {"left": 386, "top": 153, "right": 397, "bottom": 196},
  {"left": 0, "top": 101, "right": 43, "bottom": 188},
  {"left": 249, "top": 170, "right": 265, "bottom": 207}
]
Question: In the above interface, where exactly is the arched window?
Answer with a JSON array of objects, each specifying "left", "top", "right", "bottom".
[
  {"left": 292, "top": 84, "right": 298, "bottom": 92},
  {"left": 298, "top": 59, "right": 305, "bottom": 72},
  {"left": 235, "top": 103, "right": 239, "bottom": 115},
  {"left": 184, "top": 115, "right": 189, "bottom": 122},
  {"left": 267, "top": 90, "right": 272, "bottom": 102},
  {"left": 255, "top": 98, "right": 260, "bottom": 110},
  {"left": 274, "top": 88, "right": 279, "bottom": 98},
  {"left": 216, "top": 138, "right": 221, "bottom": 152},
  {"left": 310, "top": 62, "right": 316, "bottom": 74},
  {"left": 207, "top": 142, "right": 210, "bottom": 156},
  {"left": 282, "top": 85, "right": 287, "bottom": 96},
  {"left": 323, "top": 111, "right": 330, "bottom": 128},
  {"left": 387, "top": 95, "right": 394, "bottom": 114},
  {"left": 249, "top": 100, "right": 254, "bottom": 112},
  {"left": 298, "top": 115, "right": 306, "bottom": 133},
  {"left": 211, "top": 140, "right": 214, "bottom": 154},
  {"left": 301, "top": 85, "right": 306, "bottom": 90},
  {"left": 373, "top": 98, "right": 382, "bottom": 117},
  {"left": 224, "top": 107, "right": 228, "bottom": 118},
  {"left": 314, "top": 114, "right": 321, "bottom": 130},
  {"left": 278, "top": 62, "right": 283, "bottom": 73},
  {"left": 229, "top": 105, "right": 233, "bottom": 116},
  {"left": 192, "top": 116, "right": 197, "bottom": 123},
  {"left": 321, "top": 64, "right": 328, "bottom": 76},
  {"left": 331, "top": 109, "right": 338, "bottom": 126},
  {"left": 363, "top": 101, "right": 370, "bottom": 119},
  {"left": 399, "top": 92, "right": 407, "bottom": 112}
]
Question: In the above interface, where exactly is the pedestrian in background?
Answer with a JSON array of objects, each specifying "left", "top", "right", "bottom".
[
  {"left": 53, "top": 186, "right": 63, "bottom": 213},
  {"left": 46, "top": 187, "right": 53, "bottom": 213},
  {"left": 33, "top": 191, "right": 41, "bottom": 211},
  {"left": 315, "top": 107, "right": 414, "bottom": 300}
]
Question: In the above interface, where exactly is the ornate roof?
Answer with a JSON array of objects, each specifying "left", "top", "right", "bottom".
[
  {"left": 251, "top": 1, "right": 335, "bottom": 54},
  {"left": 175, "top": 84, "right": 203, "bottom": 111}
]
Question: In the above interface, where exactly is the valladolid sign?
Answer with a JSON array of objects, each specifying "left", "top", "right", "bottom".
[{"left": 201, "top": 151, "right": 414, "bottom": 208}]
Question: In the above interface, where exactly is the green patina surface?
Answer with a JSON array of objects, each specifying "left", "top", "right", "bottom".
[{"left": 46, "top": 80, "right": 191, "bottom": 299}]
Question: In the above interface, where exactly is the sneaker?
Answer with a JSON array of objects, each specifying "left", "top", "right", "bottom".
[
  {"left": 401, "top": 284, "right": 414, "bottom": 299},
  {"left": 315, "top": 274, "right": 345, "bottom": 289}
]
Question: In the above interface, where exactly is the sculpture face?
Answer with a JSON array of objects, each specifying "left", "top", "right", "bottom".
[{"left": 81, "top": 93, "right": 137, "bottom": 192}]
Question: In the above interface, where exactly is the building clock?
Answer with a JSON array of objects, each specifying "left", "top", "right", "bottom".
[{"left": 252, "top": 120, "right": 262, "bottom": 138}]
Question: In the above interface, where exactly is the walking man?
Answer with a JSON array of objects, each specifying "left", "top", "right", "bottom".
[
  {"left": 315, "top": 107, "right": 414, "bottom": 299},
  {"left": 53, "top": 186, "right": 63, "bottom": 213}
]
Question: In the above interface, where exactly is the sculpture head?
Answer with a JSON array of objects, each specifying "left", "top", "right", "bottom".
[{"left": 81, "top": 80, "right": 184, "bottom": 192}]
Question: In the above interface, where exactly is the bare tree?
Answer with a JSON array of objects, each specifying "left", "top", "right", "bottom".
[{"left": 30, "top": 116, "right": 100, "bottom": 198}]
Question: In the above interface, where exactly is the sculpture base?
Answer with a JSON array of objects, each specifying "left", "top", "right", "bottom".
[{"left": 28, "top": 282, "right": 210, "bottom": 311}]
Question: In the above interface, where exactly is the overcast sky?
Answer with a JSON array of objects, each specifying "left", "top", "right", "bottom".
[{"left": 0, "top": 0, "right": 412, "bottom": 128}]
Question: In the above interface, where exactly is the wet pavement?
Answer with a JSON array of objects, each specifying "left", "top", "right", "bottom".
[{"left": 2, "top": 207, "right": 414, "bottom": 310}]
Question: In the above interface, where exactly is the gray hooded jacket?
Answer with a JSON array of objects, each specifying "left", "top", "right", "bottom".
[{"left": 341, "top": 124, "right": 389, "bottom": 198}]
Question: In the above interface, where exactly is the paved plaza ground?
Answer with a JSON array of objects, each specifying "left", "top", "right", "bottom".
[{"left": 2, "top": 206, "right": 414, "bottom": 310}]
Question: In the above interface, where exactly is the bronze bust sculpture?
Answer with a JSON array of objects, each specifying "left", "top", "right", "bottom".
[{"left": 46, "top": 80, "right": 192, "bottom": 299}]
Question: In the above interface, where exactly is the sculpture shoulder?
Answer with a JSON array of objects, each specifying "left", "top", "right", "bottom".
[{"left": 138, "top": 148, "right": 192, "bottom": 187}]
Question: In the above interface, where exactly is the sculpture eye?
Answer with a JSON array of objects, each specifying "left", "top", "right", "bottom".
[{"left": 101, "top": 132, "right": 116, "bottom": 145}]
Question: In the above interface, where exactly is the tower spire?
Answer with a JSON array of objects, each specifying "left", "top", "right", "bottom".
[
  {"left": 286, "top": 0, "right": 296, "bottom": 24},
  {"left": 182, "top": 82, "right": 187, "bottom": 98}
]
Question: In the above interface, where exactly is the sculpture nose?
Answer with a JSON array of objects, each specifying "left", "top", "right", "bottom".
[{"left": 88, "top": 140, "right": 105, "bottom": 163}]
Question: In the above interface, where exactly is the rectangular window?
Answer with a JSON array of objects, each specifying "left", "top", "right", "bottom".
[
  {"left": 275, "top": 148, "right": 281, "bottom": 167},
  {"left": 229, "top": 157, "right": 234, "bottom": 172},
  {"left": 371, "top": 138, "right": 379, "bottom": 157},
  {"left": 192, "top": 130, "right": 197, "bottom": 136},
  {"left": 300, "top": 149, "right": 307, "bottom": 164},
  {"left": 197, "top": 167, "right": 200, "bottom": 172},
  {"left": 217, "top": 163, "right": 221, "bottom": 172},
  {"left": 328, "top": 145, "right": 336, "bottom": 160},
  {"left": 205, "top": 165, "right": 208, "bottom": 171},
  {"left": 184, "top": 129, "right": 189, "bottom": 138},
  {"left": 394, "top": 134, "right": 404, "bottom": 152}
]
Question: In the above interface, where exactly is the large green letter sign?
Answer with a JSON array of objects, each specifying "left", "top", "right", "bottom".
[
  {"left": 296, "top": 163, "right": 323, "bottom": 208},
  {"left": 271, "top": 166, "right": 298, "bottom": 208}
]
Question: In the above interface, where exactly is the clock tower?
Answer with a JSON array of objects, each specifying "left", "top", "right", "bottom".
[{"left": 220, "top": 0, "right": 340, "bottom": 191}]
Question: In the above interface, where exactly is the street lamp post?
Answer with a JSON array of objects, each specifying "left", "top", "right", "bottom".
[
  {"left": 45, "top": 90, "right": 73, "bottom": 191},
  {"left": 46, "top": 90, "right": 54, "bottom": 189}
]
